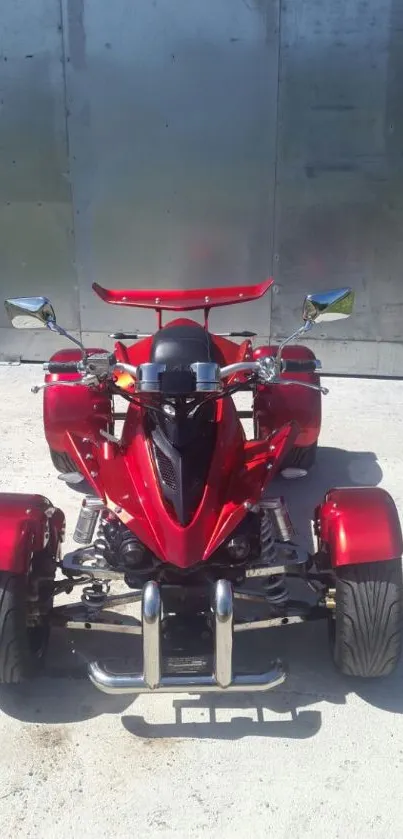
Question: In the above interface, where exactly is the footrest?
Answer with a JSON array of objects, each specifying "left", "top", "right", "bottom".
[{"left": 88, "top": 580, "right": 287, "bottom": 695}]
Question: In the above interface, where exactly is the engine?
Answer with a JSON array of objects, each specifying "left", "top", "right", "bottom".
[
  {"left": 92, "top": 514, "right": 159, "bottom": 584},
  {"left": 90, "top": 510, "right": 263, "bottom": 588},
  {"left": 74, "top": 494, "right": 289, "bottom": 607}
]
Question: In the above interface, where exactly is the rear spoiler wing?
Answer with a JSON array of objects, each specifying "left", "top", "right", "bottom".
[{"left": 92, "top": 278, "right": 273, "bottom": 312}]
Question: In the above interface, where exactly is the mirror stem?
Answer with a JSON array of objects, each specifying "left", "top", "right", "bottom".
[
  {"left": 275, "top": 321, "right": 313, "bottom": 367},
  {"left": 47, "top": 321, "right": 87, "bottom": 357}
]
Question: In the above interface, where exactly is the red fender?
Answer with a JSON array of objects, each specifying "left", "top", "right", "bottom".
[
  {"left": 44, "top": 348, "right": 112, "bottom": 454},
  {"left": 315, "top": 487, "right": 403, "bottom": 567},
  {"left": 253, "top": 345, "right": 321, "bottom": 447},
  {"left": 0, "top": 494, "right": 65, "bottom": 574}
]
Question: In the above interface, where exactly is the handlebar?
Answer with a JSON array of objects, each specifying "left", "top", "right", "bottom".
[
  {"left": 44, "top": 356, "right": 320, "bottom": 381},
  {"left": 40, "top": 355, "right": 326, "bottom": 395},
  {"left": 45, "top": 361, "right": 83, "bottom": 374},
  {"left": 219, "top": 361, "right": 261, "bottom": 378},
  {"left": 280, "top": 358, "right": 320, "bottom": 373}
]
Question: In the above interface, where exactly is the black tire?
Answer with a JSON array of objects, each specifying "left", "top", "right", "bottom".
[
  {"left": 49, "top": 448, "right": 88, "bottom": 491},
  {"left": 282, "top": 441, "right": 317, "bottom": 472},
  {"left": 0, "top": 572, "right": 49, "bottom": 684},
  {"left": 331, "top": 559, "right": 403, "bottom": 677},
  {"left": 49, "top": 448, "right": 80, "bottom": 476}
]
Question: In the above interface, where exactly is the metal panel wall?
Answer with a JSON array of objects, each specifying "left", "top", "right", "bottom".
[
  {"left": 271, "top": 0, "right": 403, "bottom": 374},
  {"left": 0, "top": 0, "right": 80, "bottom": 361},
  {"left": 1, "top": 0, "right": 403, "bottom": 374},
  {"left": 64, "top": 0, "right": 279, "bottom": 342}
]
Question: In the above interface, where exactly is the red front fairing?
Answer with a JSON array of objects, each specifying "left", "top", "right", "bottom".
[{"left": 66, "top": 402, "right": 298, "bottom": 570}]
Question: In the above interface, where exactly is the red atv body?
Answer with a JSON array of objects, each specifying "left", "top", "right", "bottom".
[{"left": 1, "top": 280, "right": 402, "bottom": 693}]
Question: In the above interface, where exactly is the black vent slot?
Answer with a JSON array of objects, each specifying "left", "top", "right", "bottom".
[
  {"left": 150, "top": 414, "right": 216, "bottom": 526},
  {"left": 154, "top": 445, "right": 177, "bottom": 490}
]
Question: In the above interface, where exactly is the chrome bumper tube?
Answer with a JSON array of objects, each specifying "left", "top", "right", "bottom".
[{"left": 88, "top": 580, "right": 287, "bottom": 695}]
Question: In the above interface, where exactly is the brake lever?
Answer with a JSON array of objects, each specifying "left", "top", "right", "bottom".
[
  {"left": 271, "top": 378, "right": 329, "bottom": 395},
  {"left": 31, "top": 375, "right": 99, "bottom": 394}
]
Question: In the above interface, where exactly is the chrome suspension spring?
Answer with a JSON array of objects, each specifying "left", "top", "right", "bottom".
[
  {"left": 93, "top": 515, "right": 109, "bottom": 567},
  {"left": 260, "top": 510, "right": 289, "bottom": 605}
]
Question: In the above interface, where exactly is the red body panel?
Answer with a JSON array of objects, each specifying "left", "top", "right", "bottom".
[
  {"left": 64, "top": 396, "right": 298, "bottom": 568},
  {"left": 41, "top": 326, "right": 317, "bottom": 569},
  {"left": 211, "top": 335, "right": 254, "bottom": 366},
  {"left": 316, "top": 487, "right": 403, "bottom": 567},
  {"left": 253, "top": 345, "right": 321, "bottom": 447},
  {"left": 92, "top": 278, "right": 273, "bottom": 311},
  {"left": 44, "top": 349, "right": 112, "bottom": 453},
  {"left": 0, "top": 494, "right": 65, "bottom": 574},
  {"left": 114, "top": 337, "right": 153, "bottom": 366}
]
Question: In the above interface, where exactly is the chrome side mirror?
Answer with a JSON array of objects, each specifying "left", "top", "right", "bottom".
[
  {"left": 303, "top": 288, "right": 354, "bottom": 324},
  {"left": 4, "top": 295, "right": 87, "bottom": 356},
  {"left": 4, "top": 296, "right": 57, "bottom": 330},
  {"left": 276, "top": 286, "right": 354, "bottom": 367}
]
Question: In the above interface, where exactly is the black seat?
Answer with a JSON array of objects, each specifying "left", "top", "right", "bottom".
[{"left": 150, "top": 323, "right": 218, "bottom": 369}]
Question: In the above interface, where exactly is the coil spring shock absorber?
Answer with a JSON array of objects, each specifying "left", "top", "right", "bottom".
[
  {"left": 260, "top": 497, "right": 294, "bottom": 606},
  {"left": 93, "top": 513, "right": 110, "bottom": 567}
]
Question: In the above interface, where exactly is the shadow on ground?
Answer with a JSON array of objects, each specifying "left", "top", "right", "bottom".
[
  {"left": 277, "top": 445, "right": 383, "bottom": 548},
  {"left": 1, "top": 445, "right": 400, "bottom": 739}
]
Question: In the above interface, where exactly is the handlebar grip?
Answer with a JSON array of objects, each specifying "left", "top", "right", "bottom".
[
  {"left": 281, "top": 359, "right": 319, "bottom": 373},
  {"left": 45, "top": 361, "right": 81, "bottom": 374}
]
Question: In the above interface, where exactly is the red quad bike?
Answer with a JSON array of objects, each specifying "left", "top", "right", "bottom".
[{"left": 1, "top": 281, "right": 402, "bottom": 693}]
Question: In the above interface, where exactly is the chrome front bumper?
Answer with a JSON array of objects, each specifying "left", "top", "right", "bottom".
[{"left": 88, "top": 580, "right": 287, "bottom": 695}]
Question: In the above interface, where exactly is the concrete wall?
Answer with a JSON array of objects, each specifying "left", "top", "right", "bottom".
[{"left": 1, "top": 0, "right": 402, "bottom": 374}]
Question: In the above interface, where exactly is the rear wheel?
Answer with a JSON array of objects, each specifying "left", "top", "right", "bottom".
[
  {"left": 282, "top": 441, "right": 317, "bottom": 473},
  {"left": 331, "top": 559, "right": 403, "bottom": 677},
  {"left": 0, "top": 571, "right": 50, "bottom": 683}
]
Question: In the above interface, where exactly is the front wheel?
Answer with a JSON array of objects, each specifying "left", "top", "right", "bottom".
[
  {"left": 49, "top": 449, "right": 87, "bottom": 491},
  {"left": 331, "top": 559, "right": 403, "bottom": 677},
  {"left": 281, "top": 441, "right": 317, "bottom": 473},
  {"left": 0, "top": 571, "right": 50, "bottom": 683}
]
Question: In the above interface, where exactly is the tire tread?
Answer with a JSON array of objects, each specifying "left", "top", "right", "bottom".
[
  {"left": 0, "top": 573, "right": 32, "bottom": 683},
  {"left": 49, "top": 449, "right": 78, "bottom": 475},
  {"left": 333, "top": 559, "right": 402, "bottom": 677}
]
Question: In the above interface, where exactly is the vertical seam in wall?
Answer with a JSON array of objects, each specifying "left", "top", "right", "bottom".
[
  {"left": 269, "top": 0, "right": 282, "bottom": 344},
  {"left": 58, "top": 0, "right": 83, "bottom": 342}
]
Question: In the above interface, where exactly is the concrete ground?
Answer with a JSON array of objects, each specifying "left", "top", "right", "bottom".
[{"left": 0, "top": 366, "right": 403, "bottom": 839}]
